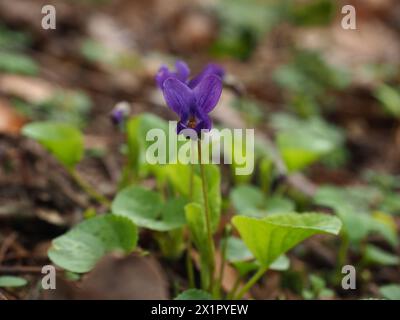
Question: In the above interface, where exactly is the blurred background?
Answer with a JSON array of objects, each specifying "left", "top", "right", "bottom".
[{"left": 0, "top": 0, "right": 400, "bottom": 300}]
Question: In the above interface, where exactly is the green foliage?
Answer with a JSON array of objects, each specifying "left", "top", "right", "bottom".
[
  {"left": 112, "top": 186, "right": 186, "bottom": 231},
  {"left": 175, "top": 289, "right": 212, "bottom": 300},
  {"left": 379, "top": 284, "right": 400, "bottom": 300},
  {"left": 302, "top": 274, "right": 334, "bottom": 299},
  {"left": 232, "top": 98, "right": 264, "bottom": 126},
  {"left": 223, "top": 236, "right": 290, "bottom": 274},
  {"left": 165, "top": 163, "right": 222, "bottom": 232},
  {"left": 271, "top": 114, "right": 345, "bottom": 172},
  {"left": 363, "top": 245, "right": 399, "bottom": 266},
  {"left": 230, "top": 185, "right": 265, "bottom": 215},
  {"left": 374, "top": 84, "right": 400, "bottom": 118},
  {"left": 48, "top": 214, "right": 138, "bottom": 273},
  {"left": 192, "top": 164, "right": 222, "bottom": 232},
  {"left": 274, "top": 50, "right": 349, "bottom": 116},
  {"left": 315, "top": 186, "right": 398, "bottom": 246},
  {"left": 289, "top": 0, "right": 335, "bottom": 26},
  {"left": 22, "top": 121, "right": 84, "bottom": 168},
  {"left": 0, "top": 25, "right": 32, "bottom": 50},
  {"left": 0, "top": 276, "right": 28, "bottom": 288},
  {"left": 126, "top": 113, "right": 173, "bottom": 174},
  {"left": 14, "top": 90, "right": 92, "bottom": 128},
  {"left": 232, "top": 213, "right": 341, "bottom": 268},
  {"left": 0, "top": 51, "right": 39, "bottom": 75},
  {"left": 211, "top": 0, "right": 282, "bottom": 60},
  {"left": 230, "top": 184, "right": 294, "bottom": 216},
  {"left": 81, "top": 39, "right": 116, "bottom": 65},
  {"left": 185, "top": 203, "right": 212, "bottom": 289}
]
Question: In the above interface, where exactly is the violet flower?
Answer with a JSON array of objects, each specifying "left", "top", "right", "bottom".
[
  {"left": 156, "top": 61, "right": 224, "bottom": 137},
  {"left": 110, "top": 101, "right": 130, "bottom": 126}
]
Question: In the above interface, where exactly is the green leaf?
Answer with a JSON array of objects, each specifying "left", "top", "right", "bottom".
[
  {"left": 374, "top": 84, "right": 400, "bottom": 118},
  {"left": 126, "top": 113, "right": 174, "bottom": 174},
  {"left": 230, "top": 185, "right": 294, "bottom": 217},
  {"left": 223, "top": 236, "right": 290, "bottom": 273},
  {"left": 223, "top": 236, "right": 253, "bottom": 263},
  {"left": 192, "top": 164, "right": 221, "bottom": 232},
  {"left": 265, "top": 196, "right": 295, "bottom": 215},
  {"left": 232, "top": 213, "right": 341, "bottom": 267},
  {"left": 290, "top": 0, "right": 335, "bottom": 26},
  {"left": 379, "top": 284, "right": 400, "bottom": 300},
  {"left": 0, "top": 51, "right": 38, "bottom": 75},
  {"left": 22, "top": 121, "right": 84, "bottom": 168},
  {"left": 0, "top": 276, "right": 28, "bottom": 288},
  {"left": 230, "top": 185, "right": 265, "bottom": 215},
  {"left": 164, "top": 163, "right": 192, "bottom": 196},
  {"left": 364, "top": 245, "right": 400, "bottom": 266},
  {"left": 315, "top": 186, "right": 398, "bottom": 246},
  {"left": 185, "top": 203, "right": 208, "bottom": 258},
  {"left": 0, "top": 25, "right": 32, "bottom": 50},
  {"left": 48, "top": 214, "right": 138, "bottom": 273},
  {"left": 112, "top": 186, "right": 186, "bottom": 231},
  {"left": 184, "top": 203, "right": 211, "bottom": 289},
  {"left": 272, "top": 114, "right": 345, "bottom": 172},
  {"left": 269, "top": 254, "right": 290, "bottom": 271},
  {"left": 175, "top": 289, "right": 212, "bottom": 300}
]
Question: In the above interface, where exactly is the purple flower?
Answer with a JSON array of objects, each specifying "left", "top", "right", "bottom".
[
  {"left": 156, "top": 61, "right": 224, "bottom": 137},
  {"left": 110, "top": 101, "right": 130, "bottom": 126}
]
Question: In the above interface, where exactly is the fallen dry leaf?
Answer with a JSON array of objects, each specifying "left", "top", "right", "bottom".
[
  {"left": 42, "top": 253, "right": 169, "bottom": 300},
  {"left": 0, "top": 98, "right": 26, "bottom": 135},
  {"left": 0, "top": 74, "right": 55, "bottom": 104}
]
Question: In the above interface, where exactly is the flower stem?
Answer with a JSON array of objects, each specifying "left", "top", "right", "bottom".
[
  {"left": 233, "top": 266, "right": 268, "bottom": 300},
  {"left": 215, "top": 226, "right": 230, "bottom": 298},
  {"left": 197, "top": 139, "right": 215, "bottom": 292},
  {"left": 185, "top": 233, "right": 195, "bottom": 288},
  {"left": 185, "top": 163, "right": 195, "bottom": 288},
  {"left": 68, "top": 168, "right": 110, "bottom": 207}
]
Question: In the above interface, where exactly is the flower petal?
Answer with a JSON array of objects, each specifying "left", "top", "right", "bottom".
[
  {"left": 175, "top": 61, "right": 190, "bottom": 82},
  {"left": 188, "top": 64, "right": 224, "bottom": 89},
  {"left": 155, "top": 65, "right": 170, "bottom": 89},
  {"left": 195, "top": 113, "right": 212, "bottom": 133},
  {"left": 194, "top": 74, "right": 223, "bottom": 114},
  {"left": 162, "top": 78, "right": 195, "bottom": 116},
  {"left": 156, "top": 61, "right": 191, "bottom": 89}
]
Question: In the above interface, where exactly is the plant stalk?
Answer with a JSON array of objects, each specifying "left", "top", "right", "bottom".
[
  {"left": 233, "top": 266, "right": 268, "bottom": 300},
  {"left": 197, "top": 139, "right": 215, "bottom": 292},
  {"left": 185, "top": 163, "right": 195, "bottom": 288},
  {"left": 68, "top": 168, "right": 110, "bottom": 207}
]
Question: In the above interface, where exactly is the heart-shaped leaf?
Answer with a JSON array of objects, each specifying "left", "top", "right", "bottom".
[
  {"left": 48, "top": 214, "right": 138, "bottom": 273},
  {"left": 22, "top": 121, "right": 83, "bottom": 168},
  {"left": 112, "top": 186, "right": 186, "bottom": 231},
  {"left": 232, "top": 213, "right": 341, "bottom": 267}
]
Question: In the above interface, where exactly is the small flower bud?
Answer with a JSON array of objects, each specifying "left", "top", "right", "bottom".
[{"left": 110, "top": 101, "right": 131, "bottom": 126}]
